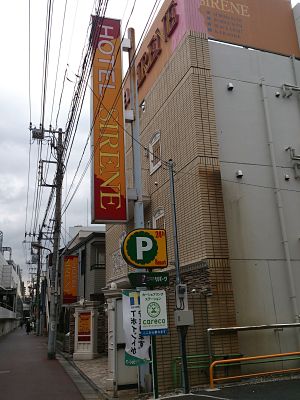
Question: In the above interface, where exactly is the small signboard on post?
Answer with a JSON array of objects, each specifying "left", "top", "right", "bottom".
[
  {"left": 78, "top": 312, "right": 91, "bottom": 342},
  {"left": 128, "top": 272, "right": 169, "bottom": 288},
  {"left": 122, "top": 229, "right": 168, "bottom": 268},
  {"left": 140, "top": 290, "right": 168, "bottom": 336},
  {"left": 122, "top": 290, "right": 151, "bottom": 366}
]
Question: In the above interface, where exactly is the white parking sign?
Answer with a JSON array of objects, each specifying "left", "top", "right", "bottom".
[{"left": 140, "top": 290, "right": 168, "bottom": 336}]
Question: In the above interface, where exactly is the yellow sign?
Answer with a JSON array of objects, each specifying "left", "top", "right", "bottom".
[{"left": 122, "top": 229, "right": 168, "bottom": 269}]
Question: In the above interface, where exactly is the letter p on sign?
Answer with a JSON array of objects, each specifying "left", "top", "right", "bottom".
[
  {"left": 122, "top": 229, "right": 168, "bottom": 269},
  {"left": 136, "top": 237, "right": 153, "bottom": 260}
]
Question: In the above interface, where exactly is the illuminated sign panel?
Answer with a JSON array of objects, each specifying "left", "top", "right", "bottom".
[
  {"left": 63, "top": 256, "right": 78, "bottom": 304},
  {"left": 91, "top": 17, "right": 127, "bottom": 223}
]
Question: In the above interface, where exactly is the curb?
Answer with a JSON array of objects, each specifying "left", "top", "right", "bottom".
[{"left": 57, "top": 349, "right": 112, "bottom": 400}]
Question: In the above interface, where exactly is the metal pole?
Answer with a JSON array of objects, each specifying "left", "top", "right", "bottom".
[
  {"left": 168, "top": 159, "right": 190, "bottom": 394},
  {"left": 112, "top": 298, "right": 118, "bottom": 398},
  {"left": 128, "top": 28, "right": 144, "bottom": 230},
  {"left": 128, "top": 27, "right": 151, "bottom": 394},
  {"left": 48, "top": 129, "right": 63, "bottom": 359},
  {"left": 151, "top": 335, "right": 159, "bottom": 398}
]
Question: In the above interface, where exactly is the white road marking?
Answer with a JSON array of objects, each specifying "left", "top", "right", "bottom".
[
  {"left": 0, "top": 370, "right": 10, "bottom": 374},
  {"left": 195, "top": 395, "right": 231, "bottom": 400}
]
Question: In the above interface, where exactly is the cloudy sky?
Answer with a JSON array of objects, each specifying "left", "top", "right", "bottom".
[
  {"left": 0, "top": 0, "right": 163, "bottom": 284},
  {"left": 0, "top": 0, "right": 299, "bottom": 285}
]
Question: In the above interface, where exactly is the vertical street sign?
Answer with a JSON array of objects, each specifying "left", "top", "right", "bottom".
[
  {"left": 122, "top": 290, "right": 150, "bottom": 366},
  {"left": 63, "top": 255, "right": 78, "bottom": 304},
  {"left": 91, "top": 17, "right": 127, "bottom": 223}
]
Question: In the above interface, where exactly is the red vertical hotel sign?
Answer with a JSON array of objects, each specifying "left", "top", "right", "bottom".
[{"left": 91, "top": 17, "right": 127, "bottom": 223}]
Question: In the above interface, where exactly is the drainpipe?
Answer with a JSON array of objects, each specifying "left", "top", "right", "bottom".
[
  {"left": 291, "top": 56, "right": 300, "bottom": 87},
  {"left": 260, "top": 81, "right": 300, "bottom": 335}
]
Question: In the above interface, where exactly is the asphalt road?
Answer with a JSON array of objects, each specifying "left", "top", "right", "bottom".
[
  {"left": 0, "top": 327, "right": 84, "bottom": 400},
  {"left": 161, "top": 378, "right": 300, "bottom": 400}
]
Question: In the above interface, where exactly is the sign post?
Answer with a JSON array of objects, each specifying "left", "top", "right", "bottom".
[
  {"left": 122, "top": 229, "right": 169, "bottom": 399},
  {"left": 140, "top": 291, "right": 168, "bottom": 336}
]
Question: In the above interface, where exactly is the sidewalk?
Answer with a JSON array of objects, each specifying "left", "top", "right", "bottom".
[
  {"left": 63, "top": 349, "right": 300, "bottom": 400},
  {"left": 0, "top": 327, "right": 99, "bottom": 400},
  {"left": 61, "top": 352, "right": 141, "bottom": 400}
]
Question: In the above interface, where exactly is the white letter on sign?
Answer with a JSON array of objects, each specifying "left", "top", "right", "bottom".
[{"left": 136, "top": 237, "right": 152, "bottom": 260}]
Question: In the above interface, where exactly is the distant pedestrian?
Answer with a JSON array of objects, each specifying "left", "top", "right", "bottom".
[{"left": 26, "top": 320, "right": 31, "bottom": 335}]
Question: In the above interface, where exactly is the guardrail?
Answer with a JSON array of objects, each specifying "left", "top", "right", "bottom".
[
  {"left": 209, "top": 351, "right": 300, "bottom": 389},
  {"left": 172, "top": 353, "right": 242, "bottom": 388},
  {"left": 207, "top": 323, "right": 300, "bottom": 364}
]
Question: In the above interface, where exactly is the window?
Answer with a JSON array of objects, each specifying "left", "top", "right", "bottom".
[
  {"left": 80, "top": 249, "right": 86, "bottom": 275},
  {"left": 91, "top": 244, "right": 105, "bottom": 270},
  {"left": 149, "top": 132, "right": 161, "bottom": 174},
  {"left": 153, "top": 208, "right": 165, "bottom": 229}
]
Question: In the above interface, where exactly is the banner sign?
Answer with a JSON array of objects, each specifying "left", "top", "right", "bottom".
[
  {"left": 128, "top": 0, "right": 300, "bottom": 105},
  {"left": 122, "top": 290, "right": 150, "bottom": 366},
  {"left": 140, "top": 290, "right": 168, "bottom": 336},
  {"left": 78, "top": 312, "right": 91, "bottom": 342},
  {"left": 91, "top": 17, "right": 127, "bottom": 223},
  {"left": 63, "top": 256, "right": 78, "bottom": 304},
  {"left": 198, "top": 0, "right": 300, "bottom": 57}
]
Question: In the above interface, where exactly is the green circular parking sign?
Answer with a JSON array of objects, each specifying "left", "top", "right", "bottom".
[
  {"left": 126, "top": 231, "right": 158, "bottom": 265},
  {"left": 122, "top": 229, "right": 168, "bottom": 269}
]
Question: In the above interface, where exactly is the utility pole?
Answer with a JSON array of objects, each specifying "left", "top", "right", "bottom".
[
  {"left": 35, "top": 231, "right": 42, "bottom": 336},
  {"left": 48, "top": 128, "right": 63, "bottom": 359},
  {"left": 31, "top": 125, "right": 64, "bottom": 358},
  {"left": 168, "top": 159, "right": 190, "bottom": 394}
]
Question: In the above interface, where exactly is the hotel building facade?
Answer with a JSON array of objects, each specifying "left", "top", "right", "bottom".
[{"left": 103, "top": 0, "right": 300, "bottom": 392}]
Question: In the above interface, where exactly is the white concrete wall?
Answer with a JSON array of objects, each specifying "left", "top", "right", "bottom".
[
  {"left": 0, "top": 306, "right": 16, "bottom": 319},
  {"left": 0, "top": 319, "right": 18, "bottom": 337},
  {"left": 211, "top": 41, "right": 300, "bottom": 356}
]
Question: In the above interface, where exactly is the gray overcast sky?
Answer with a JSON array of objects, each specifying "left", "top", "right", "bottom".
[
  {"left": 0, "top": 0, "right": 299, "bottom": 285},
  {"left": 0, "top": 0, "right": 162, "bottom": 285}
]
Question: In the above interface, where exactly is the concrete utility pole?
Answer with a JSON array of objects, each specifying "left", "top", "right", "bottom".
[
  {"left": 48, "top": 129, "right": 63, "bottom": 359},
  {"left": 31, "top": 125, "right": 64, "bottom": 358},
  {"left": 35, "top": 232, "right": 42, "bottom": 336}
]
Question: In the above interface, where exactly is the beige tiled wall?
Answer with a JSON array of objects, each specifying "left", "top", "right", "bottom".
[{"left": 106, "top": 32, "right": 238, "bottom": 390}]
